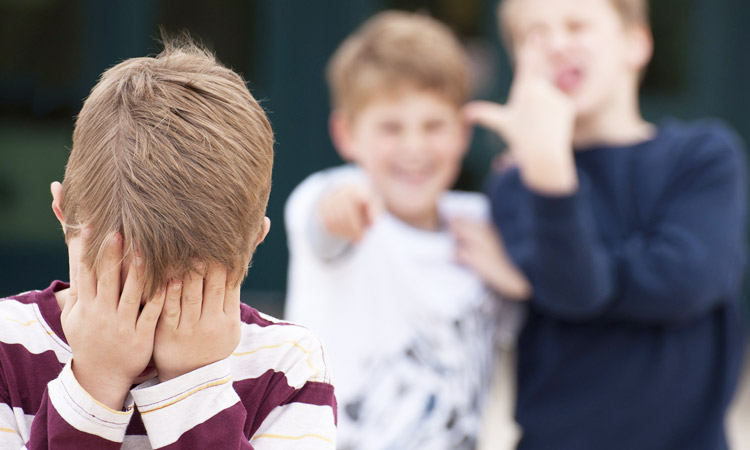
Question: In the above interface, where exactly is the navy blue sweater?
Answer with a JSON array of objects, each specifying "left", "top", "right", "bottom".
[{"left": 490, "top": 120, "right": 748, "bottom": 450}]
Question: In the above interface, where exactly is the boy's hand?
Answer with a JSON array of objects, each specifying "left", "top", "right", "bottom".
[
  {"left": 451, "top": 218, "right": 532, "bottom": 301},
  {"left": 152, "top": 264, "right": 241, "bottom": 382},
  {"left": 317, "top": 183, "right": 384, "bottom": 242},
  {"left": 463, "top": 39, "right": 578, "bottom": 195},
  {"left": 61, "top": 228, "right": 165, "bottom": 410}
]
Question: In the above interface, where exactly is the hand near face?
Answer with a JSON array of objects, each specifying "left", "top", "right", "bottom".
[
  {"left": 451, "top": 218, "right": 532, "bottom": 301},
  {"left": 317, "top": 183, "right": 384, "bottom": 243},
  {"left": 463, "top": 39, "right": 578, "bottom": 195},
  {"left": 61, "top": 228, "right": 165, "bottom": 410},
  {"left": 152, "top": 264, "right": 242, "bottom": 382}
]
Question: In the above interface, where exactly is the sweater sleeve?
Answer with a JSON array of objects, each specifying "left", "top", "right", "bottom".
[
  {"left": 494, "top": 126, "right": 748, "bottom": 323},
  {"left": 606, "top": 130, "right": 747, "bottom": 322},
  {"left": 3, "top": 361, "right": 133, "bottom": 449}
]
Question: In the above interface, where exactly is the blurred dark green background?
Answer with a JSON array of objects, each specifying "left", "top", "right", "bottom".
[{"left": 1, "top": 0, "right": 748, "bottom": 315}]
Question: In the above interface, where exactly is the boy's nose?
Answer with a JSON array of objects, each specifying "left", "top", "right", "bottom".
[
  {"left": 402, "top": 130, "right": 427, "bottom": 156},
  {"left": 545, "top": 27, "right": 573, "bottom": 55}
]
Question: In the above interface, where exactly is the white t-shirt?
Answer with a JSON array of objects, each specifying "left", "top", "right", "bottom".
[{"left": 284, "top": 165, "right": 518, "bottom": 450}]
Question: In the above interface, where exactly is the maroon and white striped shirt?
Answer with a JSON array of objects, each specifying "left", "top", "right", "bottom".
[{"left": 0, "top": 281, "right": 337, "bottom": 449}]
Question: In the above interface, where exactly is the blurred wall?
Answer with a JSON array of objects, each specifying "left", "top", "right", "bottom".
[{"left": 0, "top": 0, "right": 747, "bottom": 314}]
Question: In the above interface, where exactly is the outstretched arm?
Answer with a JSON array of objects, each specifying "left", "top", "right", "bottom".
[{"left": 285, "top": 166, "right": 381, "bottom": 262}]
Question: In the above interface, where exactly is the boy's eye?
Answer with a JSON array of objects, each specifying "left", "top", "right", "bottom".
[
  {"left": 424, "top": 120, "right": 446, "bottom": 133},
  {"left": 567, "top": 20, "right": 587, "bottom": 34},
  {"left": 519, "top": 24, "right": 547, "bottom": 43},
  {"left": 379, "top": 122, "right": 402, "bottom": 135}
]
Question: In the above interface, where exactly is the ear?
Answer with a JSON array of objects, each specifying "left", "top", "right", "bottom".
[
  {"left": 256, "top": 217, "right": 271, "bottom": 246},
  {"left": 329, "top": 110, "right": 357, "bottom": 162},
  {"left": 50, "top": 181, "right": 65, "bottom": 228},
  {"left": 626, "top": 24, "right": 653, "bottom": 71}
]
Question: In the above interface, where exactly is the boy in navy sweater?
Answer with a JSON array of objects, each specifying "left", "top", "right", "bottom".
[{"left": 465, "top": 0, "right": 748, "bottom": 448}]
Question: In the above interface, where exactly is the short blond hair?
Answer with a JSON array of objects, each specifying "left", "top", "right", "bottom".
[
  {"left": 498, "top": 0, "right": 650, "bottom": 49},
  {"left": 61, "top": 38, "right": 274, "bottom": 298},
  {"left": 326, "top": 10, "right": 471, "bottom": 117}
]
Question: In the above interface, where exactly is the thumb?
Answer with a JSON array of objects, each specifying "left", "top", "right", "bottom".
[{"left": 462, "top": 101, "right": 514, "bottom": 137}]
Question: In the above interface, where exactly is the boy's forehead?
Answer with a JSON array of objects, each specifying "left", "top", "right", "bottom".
[
  {"left": 351, "top": 83, "right": 458, "bottom": 115},
  {"left": 505, "top": 0, "right": 618, "bottom": 28}
]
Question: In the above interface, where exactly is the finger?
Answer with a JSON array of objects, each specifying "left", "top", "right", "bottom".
[
  {"left": 181, "top": 270, "right": 204, "bottom": 324},
  {"left": 202, "top": 263, "right": 227, "bottom": 317},
  {"left": 320, "top": 195, "right": 349, "bottom": 237},
  {"left": 454, "top": 246, "right": 472, "bottom": 267},
  {"left": 138, "top": 284, "right": 166, "bottom": 335},
  {"left": 514, "top": 35, "right": 547, "bottom": 82},
  {"left": 158, "top": 280, "right": 182, "bottom": 330},
  {"left": 118, "top": 255, "right": 145, "bottom": 324},
  {"left": 461, "top": 101, "right": 513, "bottom": 136},
  {"left": 223, "top": 280, "right": 242, "bottom": 318},
  {"left": 344, "top": 201, "right": 366, "bottom": 241},
  {"left": 360, "top": 190, "right": 383, "bottom": 228},
  {"left": 96, "top": 232, "right": 123, "bottom": 308},
  {"left": 76, "top": 225, "right": 98, "bottom": 304},
  {"left": 492, "top": 152, "right": 517, "bottom": 172},
  {"left": 449, "top": 218, "right": 476, "bottom": 242}
]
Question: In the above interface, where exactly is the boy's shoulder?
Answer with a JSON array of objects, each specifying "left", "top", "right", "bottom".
[
  {"left": 653, "top": 118, "right": 745, "bottom": 160},
  {"left": 640, "top": 118, "right": 747, "bottom": 187},
  {"left": 0, "top": 281, "right": 65, "bottom": 329},
  {"left": 438, "top": 189, "right": 490, "bottom": 222},
  {"left": 0, "top": 281, "right": 69, "bottom": 363},
  {"left": 237, "top": 303, "right": 332, "bottom": 387}
]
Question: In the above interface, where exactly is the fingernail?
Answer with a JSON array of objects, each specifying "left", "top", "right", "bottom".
[
  {"left": 135, "top": 257, "right": 143, "bottom": 267},
  {"left": 171, "top": 281, "right": 182, "bottom": 291}
]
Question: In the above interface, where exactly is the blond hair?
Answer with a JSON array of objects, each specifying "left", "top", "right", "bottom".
[
  {"left": 326, "top": 10, "right": 471, "bottom": 117},
  {"left": 61, "top": 38, "right": 274, "bottom": 298},
  {"left": 498, "top": 0, "right": 650, "bottom": 49}
]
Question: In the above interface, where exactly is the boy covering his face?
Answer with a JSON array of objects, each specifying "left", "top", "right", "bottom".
[{"left": 0, "top": 39, "right": 337, "bottom": 449}]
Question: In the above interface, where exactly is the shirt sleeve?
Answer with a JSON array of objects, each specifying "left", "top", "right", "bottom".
[
  {"left": 131, "top": 344, "right": 337, "bottom": 450},
  {"left": 246, "top": 330, "right": 337, "bottom": 450},
  {"left": 493, "top": 126, "right": 748, "bottom": 323},
  {"left": 6, "top": 361, "right": 133, "bottom": 449},
  {"left": 131, "top": 359, "right": 245, "bottom": 449}
]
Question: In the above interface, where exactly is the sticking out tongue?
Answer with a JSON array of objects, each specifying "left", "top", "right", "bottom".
[{"left": 555, "top": 67, "right": 583, "bottom": 93}]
